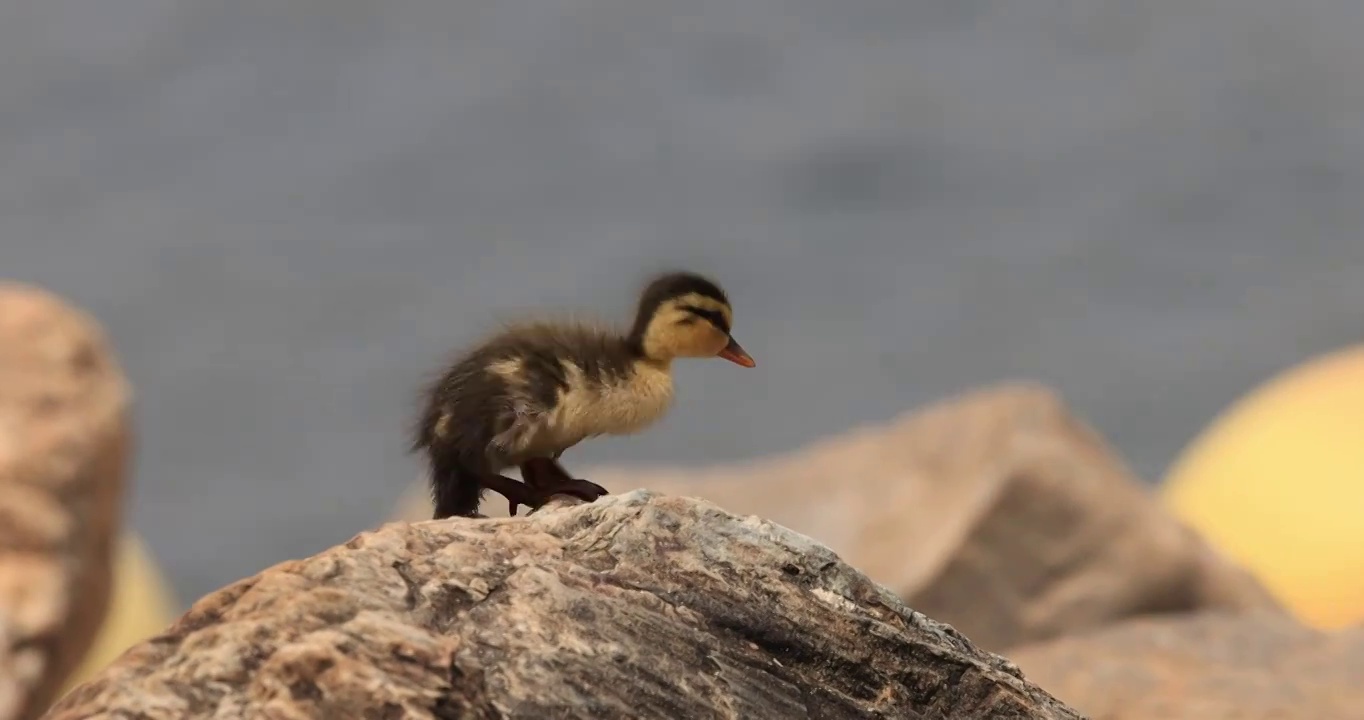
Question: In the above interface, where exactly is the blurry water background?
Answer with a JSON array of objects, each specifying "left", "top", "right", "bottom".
[{"left": 5, "top": 0, "right": 1364, "bottom": 601}]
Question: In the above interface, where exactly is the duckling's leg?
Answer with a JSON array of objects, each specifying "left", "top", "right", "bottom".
[{"left": 519, "top": 458, "right": 609, "bottom": 505}]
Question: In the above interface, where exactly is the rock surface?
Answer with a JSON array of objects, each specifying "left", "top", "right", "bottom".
[
  {"left": 399, "top": 383, "right": 1283, "bottom": 651},
  {"left": 47, "top": 491, "right": 1082, "bottom": 720},
  {"left": 0, "top": 284, "right": 132, "bottom": 720},
  {"left": 1009, "top": 610, "right": 1364, "bottom": 719}
]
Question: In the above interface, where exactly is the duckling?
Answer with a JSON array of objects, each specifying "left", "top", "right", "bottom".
[{"left": 412, "top": 271, "right": 756, "bottom": 519}]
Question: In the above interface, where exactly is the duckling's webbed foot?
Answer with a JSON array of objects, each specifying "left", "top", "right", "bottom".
[
  {"left": 477, "top": 469, "right": 606, "bottom": 517},
  {"left": 538, "top": 477, "right": 609, "bottom": 505},
  {"left": 476, "top": 472, "right": 542, "bottom": 517},
  {"left": 520, "top": 458, "right": 609, "bottom": 507}
]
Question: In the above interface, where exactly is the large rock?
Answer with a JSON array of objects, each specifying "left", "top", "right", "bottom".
[
  {"left": 398, "top": 383, "right": 1282, "bottom": 651},
  {"left": 47, "top": 492, "right": 1082, "bottom": 719},
  {"left": 0, "top": 284, "right": 132, "bottom": 720},
  {"left": 1009, "top": 610, "right": 1364, "bottom": 719}
]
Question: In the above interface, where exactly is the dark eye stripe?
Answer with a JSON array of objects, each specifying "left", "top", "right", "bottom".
[{"left": 681, "top": 305, "right": 730, "bottom": 333}]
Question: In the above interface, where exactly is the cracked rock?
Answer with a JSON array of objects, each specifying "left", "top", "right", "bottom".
[
  {"left": 0, "top": 284, "right": 131, "bottom": 720},
  {"left": 45, "top": 492, "right": 1082, "bottom": 719}
]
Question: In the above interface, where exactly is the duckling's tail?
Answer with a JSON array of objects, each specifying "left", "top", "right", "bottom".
[{"left": 410, "top": 419, "right": 481, "bottom": 520}]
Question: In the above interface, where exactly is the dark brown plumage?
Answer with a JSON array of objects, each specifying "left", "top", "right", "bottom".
[{"left": 411, "top": 271, "right": 755, "bottom": 519}]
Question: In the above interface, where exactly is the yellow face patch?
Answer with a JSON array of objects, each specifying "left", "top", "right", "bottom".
[{"left": 641, "top": 295, "right": 735, "bottom": 360}]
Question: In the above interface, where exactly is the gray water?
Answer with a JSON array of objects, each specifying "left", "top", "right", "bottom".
[{"left": 5, "top": 0, "right": 1364, "bottom": 602}]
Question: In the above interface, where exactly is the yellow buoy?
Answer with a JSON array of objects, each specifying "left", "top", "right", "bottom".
[
  {"left": 61, "top": 532, "right": 179, "bottom": 691},
  {"left": 1161, "top": 344, "right": 1364, "bottom": 630}
]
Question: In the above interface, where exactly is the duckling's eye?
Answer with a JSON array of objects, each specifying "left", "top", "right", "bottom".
[{"left": 680, "top": 305, "right": 730, "bottom": 334}]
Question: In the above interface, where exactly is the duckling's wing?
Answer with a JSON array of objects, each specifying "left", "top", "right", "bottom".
[
  {"left": 480, "top": 320, "right": 631, "bottom": 460},
  {"left": 488, "top": 395, "right": 547, "bottom": 457}
]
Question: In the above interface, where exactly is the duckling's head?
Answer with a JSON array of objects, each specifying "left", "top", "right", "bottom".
[{"left": 628, "top": 271, "right": 755, "bottom": 368}]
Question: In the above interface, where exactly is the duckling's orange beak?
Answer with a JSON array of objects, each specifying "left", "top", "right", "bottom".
[{"left": 718, "top": 336, "right": 755, "bottom": 367}]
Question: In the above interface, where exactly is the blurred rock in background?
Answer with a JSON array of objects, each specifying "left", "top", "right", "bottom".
[
  {"left": 1010, "top": 611, "right": 1364, "bottom": 720},
  {"left": 0, "top": 286, "right": 131, "bottom": 720}
]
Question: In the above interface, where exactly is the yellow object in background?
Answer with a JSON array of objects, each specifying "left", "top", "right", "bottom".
[
  {"left": 1162, "top": 344, "right": 1364, "bottom": 630},
  {"left": 61, "top": 532, "right": 179, "bottom": 693}
]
